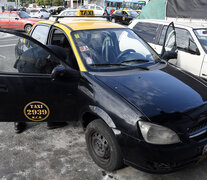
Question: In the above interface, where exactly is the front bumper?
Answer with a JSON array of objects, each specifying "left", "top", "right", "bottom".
[{"left": 118, "top": 132, "right": 207, "bottom": 173}]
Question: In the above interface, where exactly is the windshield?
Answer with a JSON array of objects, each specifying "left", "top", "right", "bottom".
[
  {"left": 17, "top": 11, "right": 31, "bottom": 18},
  {"left": 72, "top": 28, "right": 160, "bottom": 72},
  {"left": 194, "top": 28, "right": 207, "bottom": 53}
]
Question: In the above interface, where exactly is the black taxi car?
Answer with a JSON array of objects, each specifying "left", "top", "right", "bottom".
[
  {"left": 1, "top": 12, "right": 207, "bottom": 173},
  {"left": 111, "top": 10, "right": 139, "bottom": 25}
]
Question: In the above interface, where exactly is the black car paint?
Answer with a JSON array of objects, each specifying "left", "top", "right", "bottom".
[
  {"left": 78, "top": 64, "right": 207, "bottom": 173},
  {"left": 112, "top": 11, "right": 135, "bottom": 25},
  {"left": 2, "top": 29, "right": 207, "bottom": 173}
]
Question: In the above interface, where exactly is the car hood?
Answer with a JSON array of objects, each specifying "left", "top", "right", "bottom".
[{"left": 95, "top": 65, "right": 207, "bottom": 122}]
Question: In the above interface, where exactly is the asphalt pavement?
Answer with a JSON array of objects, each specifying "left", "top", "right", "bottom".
[
  {"left": 1, "top": 32, "right": 207, "bottom": 180},
  {"left": 1, "top": 122, "right": 207, "bottom": 180},
  {"left": 0, "top": 34, "right": 19, "bottom": 73}
]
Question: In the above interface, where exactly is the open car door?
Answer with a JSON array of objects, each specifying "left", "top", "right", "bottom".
[
  {"left": 161, "top": 22, "right": 178, "bottom": 61},
  {"left": 0, "top": 29, "right": 79, "bottom": 122}
]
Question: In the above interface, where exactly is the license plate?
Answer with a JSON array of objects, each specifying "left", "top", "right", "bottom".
[{"left": 197, "top": 144, "right": 207, "bottom": 164}]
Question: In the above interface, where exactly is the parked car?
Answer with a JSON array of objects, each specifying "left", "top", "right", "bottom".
[
  {"left": 30, "top": 8, "right": 50, "bottom": 19},
  {"left": 83, "top": 4, "right": 104, "bottom": 16},
  {"left": 4, "top": 11, "right": 207, "bottom": 173},
  {"left": 0, "top": 11, "right": 40, "bottom": 33},
  {"left": 112, "top": 10, "right": 138, "bottom": 24},
  {"left": 48, "top": 6, "right": 65, "bottom": 15},
  {"left": 129, "top": 19, "right": 207, "bottom": 80},
  {"left": 58, "top": 8, "right": 78, "bottom": 16}
]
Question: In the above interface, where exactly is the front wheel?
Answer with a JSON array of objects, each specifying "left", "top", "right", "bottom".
[
  {"left": 85, "top": 119, "right": 123, "bottom": 171},
  {"left": 24, "top": 24, "right": 32, "bottom": 33}
]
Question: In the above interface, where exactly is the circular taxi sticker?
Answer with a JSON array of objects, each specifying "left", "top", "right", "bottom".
[
  {"left": 122, "top": 17, "right": 125, "bottom": 21},
  {"left": 24, "top": 101, "right": 50, "bottom": 121}
]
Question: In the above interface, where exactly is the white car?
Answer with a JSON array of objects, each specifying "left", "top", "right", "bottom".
[
  {"left": 58, "top": 8, "right": 78, "bottom": 16},
  {"left": 129, "top": 19, "right": 207, "bottom": 80},
  {"left": 30, "top": 8, "right": 50, "bottom": 19},
  {"left": 83, "top": 4, "right": 104, "bottom": 16}
]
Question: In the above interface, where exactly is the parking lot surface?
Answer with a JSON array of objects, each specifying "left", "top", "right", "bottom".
[{"left": 1, "top": 122, "right": 207, "bottom": 180}]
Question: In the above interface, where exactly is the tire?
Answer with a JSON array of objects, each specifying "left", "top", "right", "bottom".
[
  {"left": 24, "top": 24, "right": 32, "bottom": 33},
  {"left": 85, "top": 119, "right": 123, "bottom": 171}
]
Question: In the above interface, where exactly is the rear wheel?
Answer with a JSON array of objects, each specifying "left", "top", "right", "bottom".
[
  {"left": 24, "top": 24, "right": 32, "bottom": 33},
  {"left": 85, "top": 119, "right": 123, "bottom": 171}
]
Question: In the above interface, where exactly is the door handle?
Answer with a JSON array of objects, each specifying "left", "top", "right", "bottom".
[
  {"left": 0, "top": 84, "right": 8, "bottom": 93},
  {"left": 202, "top": 74, "right": 207, "bottom": 77}
]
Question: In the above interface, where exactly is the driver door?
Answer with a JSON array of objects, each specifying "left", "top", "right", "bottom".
[{"left": 0, "top": 30, "right": 79, "bottom": 122}]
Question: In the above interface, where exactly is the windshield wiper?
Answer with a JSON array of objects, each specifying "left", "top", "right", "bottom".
[
  {"left": 121, "top": 59, "right": 150, "bottom": 65},
  {"left": 120, "top": 59, "right": 151, "bottom": 70},
  {"left": 90, "top": 63, "right": 128, "bottom": 67}
]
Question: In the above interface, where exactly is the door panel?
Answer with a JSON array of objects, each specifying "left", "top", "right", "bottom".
[
  {"left": 0, "top": 74, "right": 78, "bottom": 122},
  {"left": 200, "top": 56, "right": 207, "bottom": 80},
  {"left": 0, "top": 13, "right": 9, "bottom": 28},
  {"left": 0, "top": 30, "right": 79, "bottom": 122},
  {"left": 9, "top": 13, "right": 24, "bottom": 29},
  {"left": 158, "top": 25, "right": 205, "bottom": 75}
]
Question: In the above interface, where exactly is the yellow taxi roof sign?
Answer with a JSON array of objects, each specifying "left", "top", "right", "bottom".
[{"left": 76, "top": 9, "right": 95, "bottom": 17}]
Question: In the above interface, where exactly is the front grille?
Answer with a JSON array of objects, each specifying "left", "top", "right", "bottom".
[
  {"left": 188, "top": 120, "right": 207, "bottom": 134},
  {"left": 188, "top": 120, "right": 207, "bottom": 139}
]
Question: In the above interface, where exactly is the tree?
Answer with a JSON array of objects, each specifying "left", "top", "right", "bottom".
[{"left": 44, "top": 0, "right": 51, "bottom": 6}]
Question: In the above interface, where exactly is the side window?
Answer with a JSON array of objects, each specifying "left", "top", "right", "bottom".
[
  {"left": 10, "top": 13, "right": 18, "bottom": 19},
  {"left": 31, "top": 25, "right": 50, "bottom": 44},
  {"left": 123, "top": 11, "right": 128, "bottom": 16},
  {"left": 176, "top": 28, "right": 194, "bottom": 51},
  {"left": 0, "top": 13, "right": 9, "bottom": 19},
  {"left": 159, "top": 27, "right": 197, "bottom": 52},
  {"left": 133, "top": 22, "right": 159, "bottom": 43},
  {"left": 50, "top": 29, "right": 79, "bottom": 70},
  {"left": 0, "top": 32, "right": 60, "bottom": 74}
]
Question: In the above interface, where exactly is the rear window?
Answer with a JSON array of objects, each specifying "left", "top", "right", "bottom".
[{"left": 133, "top": 22, "right": 160, "bottom": 43}]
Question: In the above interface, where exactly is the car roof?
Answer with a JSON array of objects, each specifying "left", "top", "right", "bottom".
[
  {"left": 42, "top": 18, "right": 125, "bottom": 31},
  {"left": 131, "top": 19, "right": 207, "bottom": 29}
]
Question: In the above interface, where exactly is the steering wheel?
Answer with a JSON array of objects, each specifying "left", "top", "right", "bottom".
[{"left": 117, "top": 49, "right": 136, "bottom": 61}]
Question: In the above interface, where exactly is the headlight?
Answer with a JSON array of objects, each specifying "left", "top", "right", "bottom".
[{"left": 138, "top": 121, "right": 181, "bottom": 145}]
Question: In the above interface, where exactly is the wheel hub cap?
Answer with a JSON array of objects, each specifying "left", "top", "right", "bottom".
[{"left": 92, "top": 132, "right": 110, "bottom": 159}]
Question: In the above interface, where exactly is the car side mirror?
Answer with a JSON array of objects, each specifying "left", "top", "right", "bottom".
[
  {"left": 51, "top": 65, "right": 79, "bottom": 81},
  {"left": 188, "top": 39, "right": 200, "bottom": 55},
  {"left": 161, "top": 51, "right": 177, "bottom": 61}
]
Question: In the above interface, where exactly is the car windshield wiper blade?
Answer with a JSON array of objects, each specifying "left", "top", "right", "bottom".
[
  {"left": 90, "top": 63, "right": 128, "bottom": 67},
  {"left": 121, "top": 59, "right": 150, "bottom": 65}
]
